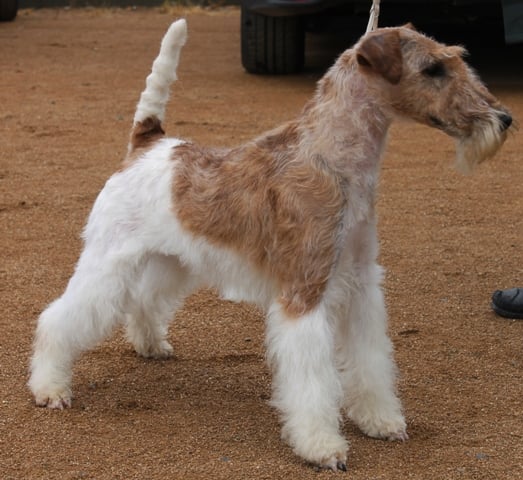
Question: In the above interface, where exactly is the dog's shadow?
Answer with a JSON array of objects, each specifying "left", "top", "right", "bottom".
[{"left": 73, "top": 339, "right": 270, "bottom": 411}]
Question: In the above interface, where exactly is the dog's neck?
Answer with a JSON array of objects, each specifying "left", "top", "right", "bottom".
[{"left": 295, "top": 50, "right": 392, "bottom": 180}]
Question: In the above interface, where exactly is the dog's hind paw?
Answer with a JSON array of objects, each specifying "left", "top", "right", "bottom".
[{"left": 34, "top": 390, "right": 72, "bottom": 410}]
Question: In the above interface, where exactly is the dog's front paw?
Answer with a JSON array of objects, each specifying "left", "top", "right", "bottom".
[
  {"left": 347, "top": 396, "right": 407, "bottom": 442},
  {"left": 288, "top": 429, "right": 349, "bottom": 472},
  {"left": 134, "top": 340, "right": 174, "bottom": 359},
  {"left": 319, "top": 455, "right": 348, "bottom": 473},
  {"left": 357, "top": 416, "right": 408, "bottom": 442},
  {"left": 313, "top": 436, "right": 348, "bottom": 472},
  {"left": 384, "top": 428, "right": 409, "bottom": 442}
]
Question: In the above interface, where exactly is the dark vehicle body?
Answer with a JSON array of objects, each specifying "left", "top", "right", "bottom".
[
  {"left": 0, "top": 0, "right": 18, "bottom": 21},
  {"left": 241, "top": 0, "right": 523, "bottom": 73}
]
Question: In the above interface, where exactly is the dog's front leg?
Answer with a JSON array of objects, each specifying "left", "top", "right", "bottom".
[
  {"left": 266, "top": 301, "right": 348, "bottom": 471},
  {"left": 337, "top": 261, "right": 408, "bottom": 442}
]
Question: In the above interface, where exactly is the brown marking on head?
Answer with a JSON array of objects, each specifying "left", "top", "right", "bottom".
[
  {"left": 356, "top": 29, "right": 403, "bottom": 84},
  {"left": 172, "top": 122, "right": 346, "bottom": 317},
  {"left": 354, "top": 26, "right": 511, "bottom": 171}
]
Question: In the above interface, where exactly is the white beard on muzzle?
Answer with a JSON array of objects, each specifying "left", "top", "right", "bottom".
[{"left": 454, "top": 114, "right": 508, "bottom": 175}]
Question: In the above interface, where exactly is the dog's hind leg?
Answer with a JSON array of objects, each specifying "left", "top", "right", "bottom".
[
  {"left": 125, "top": 253, "right": 196, "bottom": 359},
  {"left": 28, "top": 245, "right": 142, "bottom": 409}
]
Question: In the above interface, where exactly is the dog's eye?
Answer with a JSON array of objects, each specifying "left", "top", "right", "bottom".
[{"left": 422, "top": 62, "right": 446, "bottom": 78}]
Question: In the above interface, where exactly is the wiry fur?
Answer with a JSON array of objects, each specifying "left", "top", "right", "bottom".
[{"left": 29, "top": 19, "right": 511, "bottom": 471}]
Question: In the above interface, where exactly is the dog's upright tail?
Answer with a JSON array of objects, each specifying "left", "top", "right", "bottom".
[{"left": 128, "top": 19, "right": 187, "bottom": 153}]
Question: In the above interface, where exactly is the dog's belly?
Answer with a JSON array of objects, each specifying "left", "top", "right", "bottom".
[{"left": 173, "top": 228, "right": 276, "bottom": 310}]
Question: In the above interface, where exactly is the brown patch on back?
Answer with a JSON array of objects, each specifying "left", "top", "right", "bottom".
[{"left": 172, "top": 122, "right": 347, "bottom": 317}]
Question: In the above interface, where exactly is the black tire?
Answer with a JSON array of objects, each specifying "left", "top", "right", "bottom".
[
  {"left": 241, "top": 6, "right": 305, "bottom": 74},
  {"left": 0, "top": 0, "right": 18, "bottom": 22}
]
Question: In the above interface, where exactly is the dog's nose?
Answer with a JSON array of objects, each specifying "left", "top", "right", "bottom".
[{"left": 498, "top": 112, "right": 512, "bottom": 131}]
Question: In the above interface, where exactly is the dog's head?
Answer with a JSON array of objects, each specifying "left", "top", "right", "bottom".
[{"left": 353, "top": 24, "right": 513, "bottom": 173}]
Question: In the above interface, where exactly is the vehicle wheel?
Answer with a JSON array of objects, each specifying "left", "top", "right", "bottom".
[
  {"left": 0, "top": 0, "right": 18, "bottom": 22},
  {"left": 241, "top": 7, "right": 305, "bottom": 74}
]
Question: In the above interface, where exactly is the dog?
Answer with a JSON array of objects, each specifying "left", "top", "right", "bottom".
[{"left": 29, "top": 19, "right": 512, "bottom": 471}]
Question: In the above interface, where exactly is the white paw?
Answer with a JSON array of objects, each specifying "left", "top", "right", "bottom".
[
  {"left": 384, "top": 428, "right": 409, "bottom": 442},
  {"left": 33, "top": 388, "right": 72, "bottom": 410},
  {"left": 346, "top": 395, "right": 407, "bottom": 442},
  {"left": 135, "top": 340, "right": 174, "bottom": 359},
  {"left": 357, "top": 416, "right": 408, "bottom": 442},
  {"left": 320, "top": 455, "right": 348, "bottom": 472},
  {"left": 288, "top": 429, "right": 349, "bottom": 472},
  {"left": 313, "top": 434, "right": 348, "bottom": 472}
]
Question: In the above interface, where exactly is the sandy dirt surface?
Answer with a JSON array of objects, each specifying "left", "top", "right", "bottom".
[{"left": 1, "top": 7, "right": 522, "bottom": 480}]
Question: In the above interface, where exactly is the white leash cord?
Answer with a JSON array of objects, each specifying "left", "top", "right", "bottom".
[{"left": 366, "top": 0, "right": 381, "bottom": 33}]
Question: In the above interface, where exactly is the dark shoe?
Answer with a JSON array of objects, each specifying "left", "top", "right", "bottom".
[{"left": 491, "top": 288, "right": 523, "bottom": 319}]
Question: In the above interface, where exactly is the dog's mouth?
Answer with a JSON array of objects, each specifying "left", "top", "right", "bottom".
[
  {"left": 429, "top": 108, "right": 513, "bottom": 137},
  {"left": 428, "top": 115, "right": 445, "bottom": 129},
  {"left": 427, "top": 115, "right": 463, "bottom": 137}
]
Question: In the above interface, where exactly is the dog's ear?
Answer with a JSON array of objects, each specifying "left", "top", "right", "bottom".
[
  {"left": 356, "top": 30, "right": 403, "bottom": 85},
  {"left": 444, "top": 45, "right": 468, "bottom": 58},
  {"left": 401, "top": 22, "right": 416, "bottom": 31}
]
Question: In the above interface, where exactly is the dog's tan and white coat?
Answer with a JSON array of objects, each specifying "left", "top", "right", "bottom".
[{"left": 29, "top": 20, "right": 512, "bottom": 471}]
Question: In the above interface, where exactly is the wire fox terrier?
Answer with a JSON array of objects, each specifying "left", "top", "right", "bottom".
[{"left": 29, "top": 19, "right": 512, "bottom": 471}]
